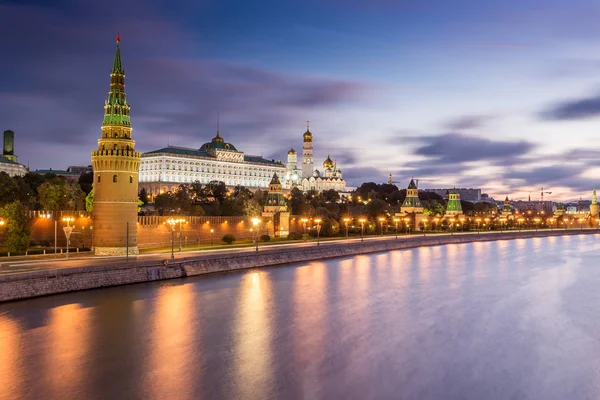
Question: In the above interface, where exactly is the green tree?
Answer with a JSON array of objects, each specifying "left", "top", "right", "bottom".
[
  {"left": 0, "top": 172, "right": 19, "bottom": 206},
  {"left": 139, "top": 187, "right": 149, "bottom": 205},
  {"left": 85, "top": 188, "right": 94, "bottom": 212},
  {"left": 38, "top": 180, "right": 68, "bottom": 211},
  {"left": 0, "top": 201, "right": 31, "bottom": 252},
  {"left": 78, "top": 171, "right": 94, "bottom": 195},
  {"left": 67, "top": 183, "right": 86, "bottom": 211}
]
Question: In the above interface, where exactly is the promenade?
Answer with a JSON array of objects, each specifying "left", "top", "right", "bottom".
[{"left": 0, "top": 228, "right": 597, "bottom": 302}]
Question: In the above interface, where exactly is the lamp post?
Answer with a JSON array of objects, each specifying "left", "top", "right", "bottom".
[
  {"left": 433, "top": 217, "right": 439, "bottom": 232},
  {"left": 422, "top": 218, "right": 428, "bottom": 236},
  {"left": 578, "top": 218, "right": 584, "bottom": 230},
  {"left": 301, "top": 218, "right": 308, "bottom": 241},
  {"left": 403, "top": 217, "right": 410, "bottom": 234},
  {"left": 177, "top": 218, "right": 186, "bottom": 251},
  {"left": 42, "top": 213, "right": 58, "bottom": 258},
  {"left": 343, "top": 217, "right": 350, "bottom": 239},
  {"left": 449, "top": 218, "right": 455, "bottom": 235},
  {"left": 315, "top": 218, "right": 322, "bottom": 245},
  {"left": 534, "top": 218, "right": 540, "bottom": 231},
  {"left": 167, "top": 218, "right": 176, "bottom": 259},
  {"left": 252, "top": 217, "right": 261, "bottom": 251},
  {"left": 378, "top": 217, "right": 385, "bottom": 236},
  {"left": 476, "top": 218, "right": 482, "bottom": 234},
  {"left": 359, "top": 218, "right": 366, "bottom": 242},
  {"left": 499, "top": 218, "right": 507, "bottom": 233},
  {"left": 210, "top": 228, "right": 214, "bottom": 246},
  {"left": 62, "top": 217, "right": 74, "bottom": 259},
  {"left": 564, "top": 218, "right": 569, "bottom": 230},
  {"left": 393, "top": 218, "right": 400, "bottom": 239},
  {"left": 459, "top": 217, "right": 465, "bottom": 232},
  {"left": 484, "top": 218, "right": 490, "bottom": 231}
]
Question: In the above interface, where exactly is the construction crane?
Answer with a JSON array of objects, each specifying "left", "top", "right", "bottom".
[{"left": 540, "top": 187, "right": 552, "bottom": 202}]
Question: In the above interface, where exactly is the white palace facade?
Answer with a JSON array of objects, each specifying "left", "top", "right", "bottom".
[{"left": 139, "top": 131, "right": 285, "bottom": 198}]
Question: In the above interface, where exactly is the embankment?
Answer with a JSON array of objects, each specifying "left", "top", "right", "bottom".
[{"left": 0, "top": 229, "right": 596, "bottom": 302}]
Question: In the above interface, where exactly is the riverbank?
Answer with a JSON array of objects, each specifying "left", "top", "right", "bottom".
[{"left": 0, "top": 229, "right": 597, "bottom": 302}]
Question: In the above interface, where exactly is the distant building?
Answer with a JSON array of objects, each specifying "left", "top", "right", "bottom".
[
  {"left": 423, "top": 188, "right": 481, "bottom": 202},
  {"left": 0, "top": 130, "right": 28, "bottom": 177},
  {"left": 510, "top": 200, "right": 553, "bottom": 213},
  {"left": 34, "top": 168, "right": 81, "bottom": 183},
  {"left": 67, "top": 165, "right": 93, "bottom": 174}
]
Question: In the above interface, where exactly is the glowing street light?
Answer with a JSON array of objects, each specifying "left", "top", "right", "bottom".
[
  {"left": 210, "top": 228, "right": 214, "bottom": 246},
  {"left": 343, "top": 217, "right": 351, "bottom": 238},
  {"left": 459, "top": 217, "right": 465, "bottom": 232},
  {"left": 422, "top": 218, "right": 428, "bottom": 236},
  {"left": 314, "top": 218, "right": 322, "bottom": 245},
  {"left": 533, "top": 217, "right": 541, "bottom": 231},
  {"left": 358, "top": 218, "right": 366, "bottom": 242},
  {"left": 378, "top": 217, "right": 385, "bottom": 236},
  {"left": 252, "top": 217, "right": 261, "bottom": 251},
  {"left": 476, "top": 217, "right": 482, "bottom": 234},
  {"left": 449, "top": 218, "right": 456, "bottom": 235},
  {"left": 578, "top": 217, "right": 584, "bottom": 230},
  {"left": 167, "top": 218, "right": 177, "bottom": 259}
]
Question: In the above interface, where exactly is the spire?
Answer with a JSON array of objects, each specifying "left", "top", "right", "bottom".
[
  {"left": 593, "top": 188, "right": 597, "bottom": 204},
  {"left": 112, "top": 33, "right": 124, "bottom": 74},
  {"left": 270, "top": 173, "right": 281, "bottom": 185}
]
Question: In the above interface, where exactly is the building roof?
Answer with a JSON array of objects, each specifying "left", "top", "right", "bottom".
[
  {"left": 142, "top": 146, "right": 283, "bottom": 166},
  {"left": 35, "top": 169, "right": 80, "bottom": 175},
  {"left": 407, "top": 179, "right": 417, "bottom": 189},
  {"left": 112, "top": 35, "right": 123, "bottom": 74},
  {"left": 288, "top": 147, "right": 296, "bottom": 155},
  {"left": 270, "top": 173, "right": 281, "bottom": 185}
]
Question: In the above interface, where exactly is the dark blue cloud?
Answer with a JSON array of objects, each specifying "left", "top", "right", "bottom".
[{"left": 540, "top": 93, "right": 600, "bottom": 120}]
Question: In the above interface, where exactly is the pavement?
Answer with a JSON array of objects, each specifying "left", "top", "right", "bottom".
[{"left": 0, "top": 228, "right": 594, "bottom": 276}]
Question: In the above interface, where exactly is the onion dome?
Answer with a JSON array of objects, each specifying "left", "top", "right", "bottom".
[
  {"left": 212, "top": 130, "right": 224, "bottom": 143},
  {"left": 288, "top": 147, "right": 297, "bottom": 155},
  {"left": 303, "top": 121, "right": 313, "bottom": 142},
  {"left": 323, "top": 154, "right": 334, "bottom": 169}
]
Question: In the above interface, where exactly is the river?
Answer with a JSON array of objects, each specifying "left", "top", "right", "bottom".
[{"left": 1, "top": 235, "right": 600, "bottom": 400}]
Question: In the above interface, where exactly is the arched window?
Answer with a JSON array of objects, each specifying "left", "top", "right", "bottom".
[
  {"left": 98, "top": 175, "right": 101, "bottom": 183},
  {"left": 113, "top": 175, "right": 118, "bottom": 183}
]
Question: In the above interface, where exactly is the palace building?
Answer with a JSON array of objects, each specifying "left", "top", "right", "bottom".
[
  {"left": 285, "top": 124, "right": 347, "bottom": 193},
  {"left": 90, "top": 35, "right": 141, "bottom": 256},
  {"left": 139, "top": 130, "right": 286, "bottom": 198},
  {"left": 0, "top": 130, "right": 28, "bottom": 177}
]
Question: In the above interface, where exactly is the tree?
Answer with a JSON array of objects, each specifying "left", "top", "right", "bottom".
[
  {"left": 366, "top": 199, "right": 391, "bottom": 219},
  {"left": 139, "top": 187, "right": 149, "bottom": 205},
  {"left": 0, "top": 201, "right": 31, "bottom": 252},
  {"left": 0, "top": 172, "right": 18, "bottom": 206},
  {"left": 78, "top": 172, "right": 93, "bottom": 195},
  {"left": 85, "top": 188, "right": 94, "bottom": 212},
  {"left": 67, "top": 183, "right": 86, "bottom": 211},
  {"left": 38, "top": 181, "right": 68, "bottom": 211}
]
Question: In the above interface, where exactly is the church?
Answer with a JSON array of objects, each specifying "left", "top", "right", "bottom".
[{"left": 284, "top": 124, "right": 347, "bottom": 193}]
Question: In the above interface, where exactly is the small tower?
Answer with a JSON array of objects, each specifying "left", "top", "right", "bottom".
[
  {"left": 401, "top": 179, "right": 424, "bottom": 213},
  {"left": 591, "top": 188, "right": 599, "bottom": 218},
  {"left": 91, "top": 35, "right": 141, "bottom": 256},
  {"left": 285, "top": 147, "right": 300, "bottom": 186},
  {"left": 262, "top": 173, "right": 290, "bottom": 237},
  {"left": 445, "top": 188, "right": 463, "bottom": 217},
  {"left": 2, "top": 130, "right": 16, "bottom": 162},
  {"left": 501, "top": 196, "right": 513, "bottom": 218},
  {"left": 301, "top": 122, "right": 314, "bottom": 179}
]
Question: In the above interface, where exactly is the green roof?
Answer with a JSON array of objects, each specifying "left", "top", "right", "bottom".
[
  {"left": 143, "top": 146, "right": 283, "bottom": 165},
  {"left": 407, "top": 179, "right": 417, "bottom": 189},
  {"left": 112, "top": 37, "right": 123, "bottom": 74},
  {"left": 35, "top": 169, "right": 80, "bottom": 175},
  {"left": 200, "top": 141, "right": 238, "bottom": 151},
  {"left": 446, "top": 198, "right": 462, "bottom": 212},
  {"left": 270, "top": 173, "right": 281, "bottom": 185}
]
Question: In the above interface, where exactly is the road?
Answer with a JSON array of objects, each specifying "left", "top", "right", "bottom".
[{"left": 0, "top": 228, "right": 594, "bottom": 276}]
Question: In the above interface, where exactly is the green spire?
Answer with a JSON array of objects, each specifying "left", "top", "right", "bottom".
[
  {"left": 112, "top": 34, "right": 123, "bottom": 74},
  {"left": 270, "top": 173, "right": 281, "bottom": 185},
  {"left": 446, "top": 188, "right": 462, "bottom": 212}
]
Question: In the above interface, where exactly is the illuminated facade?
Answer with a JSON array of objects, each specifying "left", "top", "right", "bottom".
[
  {"left": 91, "top": 35, "right": 141, "bottom": 256},
  {"left": 262, "top": 173, "right": 290, "bottom": 237},
  {"left": 445, "top": 188, "right": 464, "bottom": 217},
  {"left": 139, "top": 130, "right": 285, "bottom": 197},
  {"left": 0, "top": 130, "right": 27, "bottom": 177}
]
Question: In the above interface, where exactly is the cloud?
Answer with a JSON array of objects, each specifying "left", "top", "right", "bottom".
[
  {"left": 412, "top": 133, "right": 535, "bottom": 164},
  {"left": 0, "top": 1, "right": 366, "bottom": 169},
  {"left": 342, "top": 167, "right": 386, "bottom": 186},
  {"left": 444, "top": 115, "right": 494, "bottom": 131},
  {"left": 539, "top": 93, "right": 600, "bottom": 121},
  {"left": 504, "top": 166, "right": 582, "bottom": 187}
]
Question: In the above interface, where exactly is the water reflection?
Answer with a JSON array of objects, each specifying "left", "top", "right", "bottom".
[{"left": 1, "top": 235, "right": 600, "bottom": 399}]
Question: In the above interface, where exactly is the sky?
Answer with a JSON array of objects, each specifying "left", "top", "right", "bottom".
[{"left": 2, "top": 0, "right": 600, "bottom": 201}]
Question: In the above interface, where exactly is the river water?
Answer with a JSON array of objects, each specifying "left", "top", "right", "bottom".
[{"left": 2, "top": 235, "right": 600, "bottom": 400}]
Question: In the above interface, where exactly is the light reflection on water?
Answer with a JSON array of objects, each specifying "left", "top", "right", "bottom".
[{"left": 2, "top": 235, "right": 600, "bottom": 399}]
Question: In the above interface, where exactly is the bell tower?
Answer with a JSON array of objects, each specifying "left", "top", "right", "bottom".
[{"left": 91, "top": 35, "right": 141, "bottom": 256}]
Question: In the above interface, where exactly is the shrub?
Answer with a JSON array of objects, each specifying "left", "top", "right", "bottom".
[
  {"left": 287, "top": 232, "right": 302, "bottom": 240},
  {"left": 222, "top": 234, "right": 236, "bottom": 244},
  {"left": 259, "top": 234, "right": 271, "bottom": 242}
]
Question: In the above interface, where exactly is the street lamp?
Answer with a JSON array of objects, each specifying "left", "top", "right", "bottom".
[
  {"left": 422, "top": 218, "right": 428, "bottom": 236},
  {"left": 459, "top": 217, "right": 465, "bottom": 232},
  {"left": 41, "top": 213, "right": 58, "bottom": 258},
  {"left": 314, "top": 218, "right": 322, "bottom": 245},
  {"left": 433, "top": 217, "right": 440, "bottom": 232},
  {"left": 359, "top": 218, "right": 366, "bottom": 242},
  {"left": 578, "top": 217, "right": 584, "bottom": 230},
  {"left": 533, "top": 218, "right": 540, "bottom": 231},
  {"left": 393, "top": 218, "right": 400, "bottom": 239},
  {"left": 476, "top": 218, "right": 482, "bottom": 234},
  {"left": 564, "top": 218, "right": 569, "bottom": 230},
  {"left": 167, "top": 218, "right": 177, "bottom": 259},
  {"left": 210, "top": 228, "right": 214, "bottom": 246},
  {"left": 62, "top": 217, "right": 74, "bottom": 259},
  {"left": 449, "top": 218, "right": 455, "bottom": 235},
  {"left": 301, "top": 218, "right": 308, "bottom": 241},
  {"left": 484, "top": 218, "right": 490, "bottom": 231},
  {"left": 343, "top": 217, "right": 351, "bottom": 238},
  {"left": 378, "top": 217, "right": 385, "bottom": 236},
  {"left": 252, "top": 217, "right": 261, "bottom": 251},
  {"left": 499, "top": 218, "right": 507, "bottom": 233},
  {"left": 403, "top": 217, "right": 410, "bottom": 234}
]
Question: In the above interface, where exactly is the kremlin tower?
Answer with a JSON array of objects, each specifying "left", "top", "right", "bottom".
[
  {"left": 302, "top": 122, "right": 314, "bottom": 179},
  {"left": 91, "top": 35, "right": 141, "bottom": 255}
]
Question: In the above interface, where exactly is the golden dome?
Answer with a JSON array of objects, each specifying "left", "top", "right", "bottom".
[{"left": 323, "top": 154, "right": 334, "bottom": 169}]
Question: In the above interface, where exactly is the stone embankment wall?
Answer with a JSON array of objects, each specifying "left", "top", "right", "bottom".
[{"left": 0, "top": 229, "right": 597, "bottom": 302}]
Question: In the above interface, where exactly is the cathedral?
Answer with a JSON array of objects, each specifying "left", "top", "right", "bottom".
[{"left": 284, "top": 124, "right": 347, "bottom": 193}]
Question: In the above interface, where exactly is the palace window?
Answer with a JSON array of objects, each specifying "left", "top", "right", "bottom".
[
  {"left": 113, "top": 175, "right": 118, "bottom": 183},
  {"left": 130, "top": 176, "right": 133, "bottom": 183},
  {"left": 98, "top": 175, "right": 101, "bottom": 183}
]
